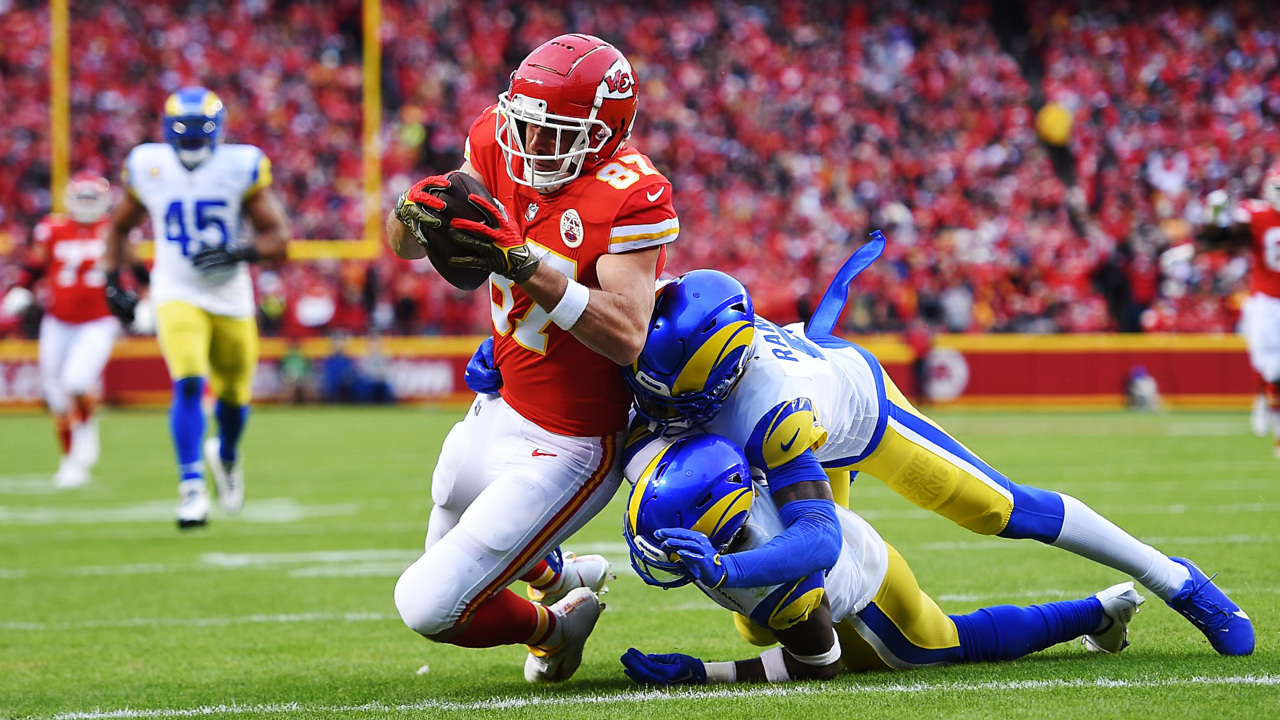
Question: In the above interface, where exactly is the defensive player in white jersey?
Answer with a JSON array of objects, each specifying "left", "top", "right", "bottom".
[
  {"left": 618, "top": 433, "right": 1144, "bottom": 684},
  {"left": 103, "top": 87, "right": 289, "bottom": 529},
  {"left": 621, "top": 266, "right": 1254, "bottom": 657}
]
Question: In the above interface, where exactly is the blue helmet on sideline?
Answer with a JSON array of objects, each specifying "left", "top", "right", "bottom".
[
  {"left": 625, "top": 269, "right": 755, "bottom": 429},
  {"left": 163, "top": 87, "right": 225, "bottom": 168},
  {"left": 623, "top": 433, "right": 755, "bottom": 588}
]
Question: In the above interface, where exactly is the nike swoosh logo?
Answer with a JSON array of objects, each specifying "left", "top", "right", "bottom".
[
  {"left": 779, "top": 428, "right": 801, "bottom": 452},
  {"left": 1234, "top": 610, "right": 1250, "bottom": 619},
  {"left": 532, "top": 449, "right": 558, "bottom": 458},
  {"left": 646, "top": 187, "right": 664, "bottom": 202}
]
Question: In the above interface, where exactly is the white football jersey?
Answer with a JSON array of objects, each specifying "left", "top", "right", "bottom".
[
  {"left": 699, "top": 318, "right": 885, "bottom": 471},
  {"left": 696, "top": 482, "right": 888, "bottom": 626},
  {"left": 123, "top": 143, "right": 271, "bottom": 318}
]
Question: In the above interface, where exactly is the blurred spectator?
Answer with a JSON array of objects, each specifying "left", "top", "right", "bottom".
[{"left": 279, "top": 339, "right": 317, "bottom": 404}]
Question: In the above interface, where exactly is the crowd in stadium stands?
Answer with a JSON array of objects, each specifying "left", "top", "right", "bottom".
[{"left": 2, "top": 0, "right": 1275, "bottom": 339}]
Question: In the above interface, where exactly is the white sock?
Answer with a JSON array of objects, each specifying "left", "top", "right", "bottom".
[{"left": 1051, "top": 494, "right": 1191, "bottom": 601}]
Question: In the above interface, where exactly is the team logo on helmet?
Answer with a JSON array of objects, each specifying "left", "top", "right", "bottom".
[
  {"left": 600, "top": 57, "right": 636, "bottom": 100},
  {"left": 560, "top": 208, "right": 584, "bottom": 248},
  {"left": 633, "top": 370, "right": 672, "bottom": 397}
]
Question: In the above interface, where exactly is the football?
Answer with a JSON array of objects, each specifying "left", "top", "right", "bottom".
[{"left": 416, "top": 171, "right": 500, "bottom": 291}]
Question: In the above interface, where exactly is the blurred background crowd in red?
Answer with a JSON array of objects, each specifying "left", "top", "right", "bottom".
[{"left": 1, "top": 0, "right": 1276, "bottom": 337}]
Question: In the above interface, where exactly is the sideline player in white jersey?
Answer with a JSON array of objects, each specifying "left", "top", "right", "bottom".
[
  {"left": 621, "top": 266, "right": 1254, "bottom": 657},
  {"left": 1199, "top": 163, "right": 1280, "bottom": 456},
  {"left": 103, "top": 87, "right": 289, "bottom": 529},
  {"left": 3, "top": 173, "right": 121, "bottom": 487},
  {"left": 618, "top": 434, "right": 1144, "bottom": 684}
]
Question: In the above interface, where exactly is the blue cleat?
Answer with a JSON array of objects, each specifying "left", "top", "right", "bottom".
[{"left": 1165, "top": 558, "right": 1254, "bottom": 656}]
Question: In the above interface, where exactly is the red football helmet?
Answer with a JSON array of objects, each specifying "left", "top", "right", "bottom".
[
  {"left": 496, "top": 34, "right": 638, "bottom": 193},
  {"left": 1263, "top": 161, "right": 1280, "bottom": 212},
  {"left": 65, "top": 171, "right": 111, "bottom": 224}
]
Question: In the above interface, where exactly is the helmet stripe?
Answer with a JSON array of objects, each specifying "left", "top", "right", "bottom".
[
  {"left": 689, "top": 487, "right": 753, "bottom": 542},
  {"left": 625, "top": 442, "right": 675, "bottom": 534},
  {"left": 671, "top": 320, "right": 754, "bottom": 395}
]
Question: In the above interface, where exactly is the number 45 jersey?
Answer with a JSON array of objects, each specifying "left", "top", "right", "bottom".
[
  {"left": 465, "top": 106, "right": 680, "bottom": 437},
  {"left": 123, "top": 143, "right": 272, "bottom": 318}
]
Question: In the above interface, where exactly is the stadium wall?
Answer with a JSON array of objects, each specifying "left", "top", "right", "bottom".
[{"left": 0, "top": 334, "right": 1252, "bottom": 410}]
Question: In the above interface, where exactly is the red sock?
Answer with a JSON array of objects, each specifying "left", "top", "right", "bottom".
[
  {"left": 55, "top": 415, "right": 72, "bottom": 455},
  {"left": 445, "top": 589, "right": 556, "bottom": 648},
  {"left": 520, "top": 559, "right": 560, "bottom": 591},
  {"left": 73, "top": 395, "right": 95, "bottom": 425}
]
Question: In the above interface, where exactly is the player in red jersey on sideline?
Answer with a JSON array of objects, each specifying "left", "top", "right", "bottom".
[
  {"left": 1200, "top": 162, "right": 1280, "bottom": 457},
  {"left": 387, "top": 34, "right": 679, "bottom": 682},
  {"left": 3, "top": 173, "right": 123, "bottom": 487}
]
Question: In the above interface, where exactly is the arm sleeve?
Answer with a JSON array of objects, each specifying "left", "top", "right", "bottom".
[{"left": 719, "top": 450, "right": 842, "bottom": 588}]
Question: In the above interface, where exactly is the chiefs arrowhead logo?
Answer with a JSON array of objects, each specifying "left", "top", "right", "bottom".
[{"left": 600, "top": 57, "right": 636, "bottom": 100}]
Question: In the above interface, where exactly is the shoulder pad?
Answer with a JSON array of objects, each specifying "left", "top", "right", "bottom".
[{"left": 745, "top": 398, "right": 829, "bottom": 472}]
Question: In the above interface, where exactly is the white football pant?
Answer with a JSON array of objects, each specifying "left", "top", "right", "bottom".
[{"left": 38, "top": 315, "right": 119, "bottom": 414}]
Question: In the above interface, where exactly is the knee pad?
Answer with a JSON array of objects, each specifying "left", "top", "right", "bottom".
[{"left": 394, "top": 550, "right": 468, "bottom": 636}]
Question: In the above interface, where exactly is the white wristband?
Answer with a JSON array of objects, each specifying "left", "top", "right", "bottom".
[
  {"left": 548, "top": 279, "right": 590, "bottom": 331},
  {"left": 703, "top": 661, "right": 737, "bottom": 684},
  {"left": 759, "top": 646, "right": 791, "bottom": 683},
  {"left": 789, "top": 629, "right": 842, "bottom": 667}
]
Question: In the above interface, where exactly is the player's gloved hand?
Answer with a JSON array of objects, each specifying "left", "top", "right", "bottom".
[
  {"left": 464, "top": 336, "right": 502, "bottom": 395},
  {"left": 104, "top": 270, "right": 138, "bottom": 325},
  {"left": 394, "top": 176, "right": 450, "bottom": 244},
  {"left": 190, "top": 244, "right": 261, "bottom": 274},
  {"left": 620, "top": 648, "right": 707, "bottom": 685},
  {"left": 447, "top": 194, "right": 540, "bottom": 283},
  {"left": 656, "top": 528, "right": 730, "bottom": 588}
]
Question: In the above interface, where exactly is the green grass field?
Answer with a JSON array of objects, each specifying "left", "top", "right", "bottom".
[{"left": 1, "top": 407, "right": 1276, "bottom": 719}]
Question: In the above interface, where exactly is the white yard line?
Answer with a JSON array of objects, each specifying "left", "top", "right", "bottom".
[
  {"left": 23, "top": 674, "right": 1280, "bottom": 719},
  {"left": 1, "top": 611, "right": 394, "bottom": 632}
]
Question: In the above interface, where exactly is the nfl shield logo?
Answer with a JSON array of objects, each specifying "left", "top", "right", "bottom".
[
  {"left": 525, "top": 203, "right": 539, "bottom": 222},
  {"left": 560, "top": 209, "right": 584, "bottom": 248}
]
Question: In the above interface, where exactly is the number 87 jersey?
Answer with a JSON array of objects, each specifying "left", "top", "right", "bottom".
[
  {"left": 464, "top": 107, "right": 679, "bottom": 437},
  {"left": 123, "top": 142, "right": 272, "bottom": 318}
]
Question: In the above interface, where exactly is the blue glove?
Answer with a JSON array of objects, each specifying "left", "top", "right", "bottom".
[
  {"left": 620, "top": 648, "right": 706, "bottom": 685},
  {"left": 464, "top": 336, "right": 502, "bottom": 394},
  {"left": 656, "top": 528, "right": 729, "bottom": 588}
]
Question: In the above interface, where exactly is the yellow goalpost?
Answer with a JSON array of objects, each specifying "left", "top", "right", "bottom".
[{"left": 48, "top": 0, "right": 385, "bottom": 260}]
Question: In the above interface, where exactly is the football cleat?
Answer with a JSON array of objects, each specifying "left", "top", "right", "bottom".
[
  {"left": 71, "top": 417, "right": 100, "bottom": 468},
  {"left": 524, "top": 587, "right": 603, "bottom": 683},
  {"left": 528, "top": 552, "right": 614, "bottom": 606},
  {"left": 176, "top": 479, "right": 211, "bottom": 529},
  {"left": 1081, "top": 582, "right": 1144, "bottom": 654},
  {"left": 1250, "top": 395, "right": 1269, "bottom": 438},
  {"left": 1165, "top": 557, "right": 1255, "bottom": 656},
  {"left": 52, "top": 455, "right": 90, "bottom": 489},
  {"left": 204, "top": 437, "right": 244, "bottom": 515}
]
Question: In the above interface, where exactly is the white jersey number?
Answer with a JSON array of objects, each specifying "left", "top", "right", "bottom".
[
  {"left": 1263, "top": 227, "right": 1280, "bottom": 272},
  {"left": 53, "top": 240, "right": 106, "bottom": 288},
  {"left": 490, "top": 245, "right": 578, "bottom": 354}
]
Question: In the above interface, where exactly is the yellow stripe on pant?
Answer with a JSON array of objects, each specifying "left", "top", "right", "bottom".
[
  {"left": 156, "top": 300, "right": 258, "bottom": 405},
  {"left": 834, "top": 370, "right": 1014, "bottom": 536}
]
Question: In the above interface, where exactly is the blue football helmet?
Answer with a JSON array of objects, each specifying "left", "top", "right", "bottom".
[
  {"left": 163, "top": 87, "right": 225, "bottom": 168},
  {"left": 623, "top": 433, "right": 755, "bottom": 588},
  {"left": 625, "top": 270, "right": 755, "bottom": 429}
]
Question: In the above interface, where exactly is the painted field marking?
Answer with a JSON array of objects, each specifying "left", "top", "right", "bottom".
[{"left": 25, "top": 674, "right": 1280, "bottom": 719}]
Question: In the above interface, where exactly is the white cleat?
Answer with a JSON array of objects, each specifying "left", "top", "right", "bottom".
[
  {"left": 71, "top": 417, "right": 100, "bottom": 468},
  {"left": 524, "top": 587, "right": 603, "bottom": 683},
  {"left": 203, "top": 437, "right": 244, "bottom": 515},
  {"left": 528, "top": 553, "right": 614, "bottom": 606},
  {"left": 52, "top": 455, "right": 90, "bottom": 489},
  {"left": 176, "top": 479, "right": 211, "bottom": 529},
  {"left": 1250, "top": 395, "right": 1269, "bottom": 438},
  {"left": 1082, "top": 582, "right": 1145, "bottom": 654}
]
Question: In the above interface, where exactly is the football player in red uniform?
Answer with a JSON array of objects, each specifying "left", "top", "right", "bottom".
[
  {"left": 1200, "top": 162, "right": 1280, "bottom": 457},
  {"left": 388, "top": 34, "right": 679, "bottom": 682},
  {"left": 4, "top": 173, "right": 121, "bottom": 487}
]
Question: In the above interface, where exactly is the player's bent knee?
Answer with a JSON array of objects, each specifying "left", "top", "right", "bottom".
[
  {"left": 733, "top": 612, "right": 777, "bottom": 647},
  {"left": 394, "top": 554, "right": 467, "bottom": 636}
]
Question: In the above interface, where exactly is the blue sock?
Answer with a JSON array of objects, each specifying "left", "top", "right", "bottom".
[
  {"left": 215, "top": 400, "right": 249, "bottom": 463},
  {"left": 951, "top": 597, "right": 1103, "bottom": 663},
  {"left": 170, "top": 377, "right": 206, "bottom": 483}
]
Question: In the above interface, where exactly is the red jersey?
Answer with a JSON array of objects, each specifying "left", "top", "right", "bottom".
[
  {"left": 32, "top": 215, "right": 112, "bottom": 324},
  {"left": 466, "top": 107, "right": 679, "bottom": 436},
  {"left": 1240, "top": 199, "right": 1280, "bottom": 298}
]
